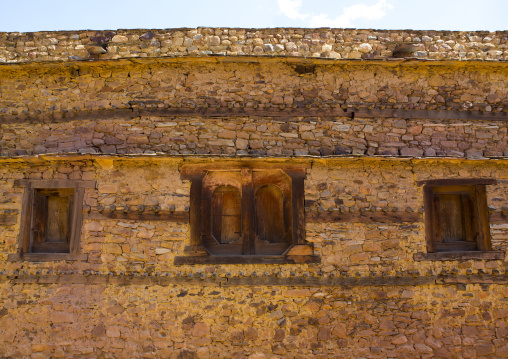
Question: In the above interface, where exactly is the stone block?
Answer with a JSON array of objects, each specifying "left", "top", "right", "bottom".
[{"left": 400, "top": 147, "right": 424, "bottom": 157}]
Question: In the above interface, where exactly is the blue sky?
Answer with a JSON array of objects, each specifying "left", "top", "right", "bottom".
[{"left": 1, "top": 0, "right": 506, "bottom": 32}]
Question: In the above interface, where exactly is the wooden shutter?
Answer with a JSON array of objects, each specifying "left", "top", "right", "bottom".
[
  {"left": 31, "top": 189, "right": 73, "bottom": 253},
  {"left": 212, "top": 186, "right": 241, "bottom": 244},
  {"left": 31, "top": 190, "right": 48, "bottom": 252},
  {"left": 255, "top": 184, "right": 286, "bottom": 243},
  {"left": 439, "top": 194, "right": 467, "bottom": 242},
  {"left": 203, "top": 184, "right": 243, "bottom": 256},
  {"left": 432, "top": 186, "right": 479, "bottom": 252}
]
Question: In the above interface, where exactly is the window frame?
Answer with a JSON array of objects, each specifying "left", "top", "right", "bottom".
[
  {"left": 415, "top": 178, "right": 504, "bottom": 261},
  {"left": 8, "top": 179, "right": 96, "bottom": 262},
  {"left": 176, "top": 162, "right": 319, "bottom": 265}
]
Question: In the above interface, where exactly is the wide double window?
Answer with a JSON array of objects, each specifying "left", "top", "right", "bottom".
[{"left": 176, "top": 163, "right": 318, "bottom": 264}]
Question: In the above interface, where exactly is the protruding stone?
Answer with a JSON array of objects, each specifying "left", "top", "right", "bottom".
[
  {"left": 209, "top": 36, "right": 220, "bottom": 46},
  {"left": 358, "top": 43, "right": 372, "bottom": 53},
  {"left": 111, "top": 35, "right": 128, "bottom": 43},
  {"left": 400, "top": 147, "right": 424, "bottom": 157}
]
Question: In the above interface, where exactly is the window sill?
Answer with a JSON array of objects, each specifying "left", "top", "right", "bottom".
[
  {"left": 7, "top": 253, "right": 88, "bottom": 262},
  {"left": 414, "top": 251, "right": 505, "bottom": 261},
  {"left": 174, "top": 255, "right": 321, "bottom": 265}
]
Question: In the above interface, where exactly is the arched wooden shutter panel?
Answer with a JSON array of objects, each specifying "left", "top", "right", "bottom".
[
  {"left": 255, "top": 184, "right": 286, "bottom": 244},
  {"left": 212, "top": 186, "right": 241, "bottom": 244}
]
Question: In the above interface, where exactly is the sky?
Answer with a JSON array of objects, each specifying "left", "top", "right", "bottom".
[{"left": 1, "top": 0, "right": 506, "bottom": 33}]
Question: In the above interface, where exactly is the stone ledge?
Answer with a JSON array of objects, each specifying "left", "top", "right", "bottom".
[
  {"left": 1, "top": 106, "right": 507, "bottom": 126},
  {"left": 7, "top": 253, "right": 89, "bottom": 262},
  {"left": 174, "top": 255, "right": 321, "bottom": 265},
  {"left": 2, "top": 274, "right": 508, "bottom": 286},
  {"left": 413, "top": 251, "right": 505, "bottom": 261}
]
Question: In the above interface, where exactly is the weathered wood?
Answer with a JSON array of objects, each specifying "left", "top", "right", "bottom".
[
  {"left": 476, "top": 185, "right": 492, "bottom": 251},
  {"left": 69, "top": 188, "right": 84, "bottom": 255},
  {"left": 31, "top": 190, "right": 47, "bottom": 251},
  {"left": 422, "top": 185, "right": 435, "bottom": 252},
  {"left": 489, "top": 212, "right": 508, "bottom": 223},
  {"left": 4, "top": 273, "right": 508, "bottom": 286},
  {"left": 422, "top": 182, "right": 496, "bottom": 254},
  {"left": 174, "top": 255, "right": 321, "bottom": 265},
  {"left": 436, "top": 193, "right": 469, "bottom": 243},
  {"left": 241, "top": 168, "right": 255, "bottom": 255},
  {"left": 305, "top": 211, "right": 422, "bottom": 223},
  {"left": 212, "top": 186, "right": 242, "bottom": 244},
  {"left": 85, "top": 210, "right": 190, "bottom": 222},
  {"left": 7, "top": 253, "right": 88, "bottom": 262},
  {"left": 223, "top": 275, "right": 434, "bottom": 287},
  {"left": 416, "top": 178, "right": 497, "bottom": 187},
  {"left": 181, "top": 162, "right": 309, "bottom": 180},
  {"left": 286, "top": 244, "right": 314, "bottom": 256},
  {"left": 413, "top": 251, "right": 505, "bottom": 261},
  {"left": 0, "top": 214, "right": 17, "bottom": 225},
  {"left": 181, "top": 164, "right": 310, "bottom": 257},
  {"left": 2, "top": 106, "right": 508, "bottom": 125},
  {"left": 292, "top": 171, "right": 306, "bottom": 245},
  {"left": 46, "top": 195, "right": 70, "bottom": 243},
  {"left": 255, "top": 184, "right": 286, "bottom": 244},
  {"left": 18, "top": 184, "right": 33, "bottom": 256},
  {"left": 437, "top": 275, "right": 508, "bottom": 285},
  {"left": 13, "top": 181, "right": 95, "bottom": 257},
  {"left": 14, "top": 179, "right": 96, "bottom": 189},
  {"left": 352, "top": 108, "right": 508, "bottom": 122}
]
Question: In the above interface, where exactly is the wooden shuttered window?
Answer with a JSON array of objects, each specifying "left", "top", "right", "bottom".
[
  {"left": 422, "top": 179, "right": 495, "bottom": 253},
  {"left": 12, "top": 179, "right": 95, "bottom": 261},
  {"left": 202, "top": 169, "right": 293, "bottom": 256},
  {"left": 179, "top": 163, "right": 314, "bottom": 263},
  {"left": 31, "top": 188, "right": 74, "bottom": 253}
]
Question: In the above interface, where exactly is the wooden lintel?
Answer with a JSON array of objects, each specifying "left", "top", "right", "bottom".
[
  {"left": 352, "top": 108, "right": 508, "bottom": 121},
  {"left": 414, "top": 251, "right": 505, "bottom": 261},
  {"left": 174, "top": 255, "right": 321, "bottom": 265},
  {"left": 82, "top": 209, "right": 508, "bottom": 224},
  {"left": 11, "top": 208, "right": 508, "bottom": 226},
  {"left": 14, "top": 179, "right": 97, "bottom": 189},
  {"left": 416, "top": 178, "right": 497, "bottom": 187},
  {"left": 7, "top": 253, "right": 89, "bottom": 262},
  {"left": 1, "top": 106, "right": 507, "bottom": 125},
  {"left": 306, "top": 211, "right": 422, "bottom": 223},
  {"left": 85, "top": 210, "right": 190, "bottom": 222},
  {"left": 437, "top": 275, "right": 508, "bottom": 285},
  {"left": 3, "top": 273, "right": 508, "bottom": 286},
  {"left": 180, "top": 162, "right": 309, "bottom": 179}
]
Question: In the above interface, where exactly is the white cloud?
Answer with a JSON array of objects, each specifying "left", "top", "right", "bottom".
[
  {"left": 277, "top": 0, "right": 393, "bottom": 28},
  {"left": 277, "top": 0, "right": 309, "bottom": 20}
]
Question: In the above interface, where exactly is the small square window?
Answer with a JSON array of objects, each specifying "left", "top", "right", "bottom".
[
  {"left": 9, "top": 179, "right": 95, "bottom": 261},
  {"left": 176, "top": 163, "right": 319, "bottom": 264},
  {"left": 420, "top": 179, "right": 496, "bottom": 256}
]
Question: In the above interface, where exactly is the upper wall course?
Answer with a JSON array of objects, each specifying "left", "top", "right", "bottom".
[{"left": 0, "top": 28, "right": 507, "bottom": 64}]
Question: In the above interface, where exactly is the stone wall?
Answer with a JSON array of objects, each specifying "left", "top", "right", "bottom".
[
  {"left": 1, "top": 157, "right": 508, "bottom": 275},
  {"left": 0, "top": 28, "right": 507, "bottom": 63},
  {"left": 1, "top": 157, "right": 508, "bottom": 358},
  {"left": 1, "top": 282, "right": 508, "bottom": 358},
  {"left": 2, "top": 117, "right": 508, "bottom": 158},
  {"left": 1, "top": 26, "right": 508, "bottom": 358},
  {"left": 1, "top": 60, "right": 507, "bottom": 160},
  {"left": 0, "top": 61, "right": 506, "bottom": 120}
]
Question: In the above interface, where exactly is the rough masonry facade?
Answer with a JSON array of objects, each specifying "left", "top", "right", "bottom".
[{"left": 0, "top": 28, "right": 508, "bottom": 358}]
